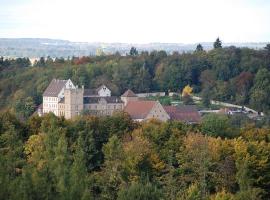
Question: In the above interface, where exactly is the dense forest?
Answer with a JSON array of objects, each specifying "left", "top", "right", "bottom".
[
  {"left": 1, "top": 40, "right": 270, "bottom": 199},
  {"left": 1, "top": 40, "right": 270, "bottom": 119},
  {"left": 1, "top": 110, "right": 270, "bottom": 200}
]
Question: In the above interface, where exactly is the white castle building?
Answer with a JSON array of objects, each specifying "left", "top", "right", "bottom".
[
  {"left": 39, "top": 79, "right": 123, "bottom": 119},
  {"left": 39, "top": 79, "right": 201, "bottom": 123}
]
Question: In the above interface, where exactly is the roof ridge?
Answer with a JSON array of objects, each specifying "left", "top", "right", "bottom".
[{"left": 121, "top": 89, "right": 137, "bottom": 97}]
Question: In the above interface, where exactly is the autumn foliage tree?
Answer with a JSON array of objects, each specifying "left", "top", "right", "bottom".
[{"left": 182, "top": 85, "right": 194, "bottom": 105}]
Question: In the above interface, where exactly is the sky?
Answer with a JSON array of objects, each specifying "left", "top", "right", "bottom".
[{"left": 0, "top": 0, "right": 269, "bottom": 43}]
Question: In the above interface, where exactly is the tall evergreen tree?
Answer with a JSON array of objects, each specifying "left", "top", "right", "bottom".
[
  {"left": 213, "top": 37, "right": 222, "bottom": 49},
  {"left": 53, "top": 134, "right": 70, "bottom": 200},
  {"left": 264, "top": 43, "right": 270, "bottom": 53},
  {"left": 101, "top": 135, "right": 125, "bottom": 200},
  {"left": 70, "top": 134, "right": 91, "bottom": 200},
  {"left": 129, "top": 47, "right": 138, "bottom": 56},
  {"left": 195, "top": 44, "right": 204, "bottom": 52}
]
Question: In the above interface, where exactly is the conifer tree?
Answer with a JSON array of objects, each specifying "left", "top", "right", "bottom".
[
  {"left": 213, "top": 37, "right": 222, "bottom": 49},
  {"left": 53, "top": 133, "right": 70, "bottom": 200},
  {"left": 70, "top": 134, "right": 91, "bottom": 200},
  {"left": 195, "top": 44, "right": 204, "bottom": 52}
]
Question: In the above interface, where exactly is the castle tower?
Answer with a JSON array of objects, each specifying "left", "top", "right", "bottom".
[
  {"left": 121, "top": 89, "right": 138, "bottom": 106},
  {"left": 64, "top": 86, "right": 84, "bottom": 119}
]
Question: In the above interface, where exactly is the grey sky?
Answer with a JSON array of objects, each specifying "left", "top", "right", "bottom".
[{"left": 0, "top": 0, "right": 269, "bottom": 43}]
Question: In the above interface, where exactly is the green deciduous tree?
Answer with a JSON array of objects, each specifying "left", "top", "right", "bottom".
[
  {"left": 250, "top": 68, "right": 270, "bottom": 113},
  {"left": 201, "top": 114, "right": 235, "bottom": 138},
  {"left": 117, "top": 182, "right": 163, "bottom": 200}
]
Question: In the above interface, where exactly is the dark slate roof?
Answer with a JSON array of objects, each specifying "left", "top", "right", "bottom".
[
  {"left": 83, "top": 85, "right": 110, "bottom": 97},
  {"left": 121, "top": 89, "right": 137, "bottom": 97},
  {"left": 84, "top": 96, "right": 123, "bottom": 104},
  {"left": 59, "top": 97, "right": 65, "bottom": 103},
  {"left": 96, "top": 84, "right": 107, "bottom": 92},
  {"left": 38, "top": 104, "right": 43, "bottom": 110},
  {"left": 163, "top": 105, "right": 201, "bottom": 123},
  {"left": 43, "top": 79, "right": 68, "bottom": 97},
  {"left": 83, "top": 89, "right": 98, "bottom": 97}
]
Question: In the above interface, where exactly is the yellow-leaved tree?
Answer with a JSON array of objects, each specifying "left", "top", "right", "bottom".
[
  {"left": 182, "top": 85, "right": 193, "bottom": 97},
  {"left": 24, "top": 133, "right": 46, "bottom": 170},
  {"left": 182, "top": 85, "right": 194, "bottom": 105}
]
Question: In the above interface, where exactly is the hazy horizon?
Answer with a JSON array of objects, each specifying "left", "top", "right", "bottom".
[
  {"left": 1, "top": 0, "right": 270, "bottom": 44},
  {"left": 0, "top": 37, "right": 269, "bottom": 45}
]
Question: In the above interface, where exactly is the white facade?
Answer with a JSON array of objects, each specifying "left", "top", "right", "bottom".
[
  {"left": 41, "top": 79, "right": 116, "bottom": 118},
  {"left": 42, "top": 79, "right": 75, "bottom": 116},
  {"left": 97, "top": 85, "right": 111, "bottom": 97},
  {"left": 136, "top": 92, "right": 166, "bottom": 98},
  {"left": 42, "top": 96, "right": 60, "bottom": 116}
]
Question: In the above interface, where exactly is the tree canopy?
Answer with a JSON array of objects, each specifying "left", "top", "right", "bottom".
[
  {"left": 0, "top": 112, "right": 270, "bottom": 199},
  {"left": 1, "top": 45, "right": 270, "bottom": 114}
]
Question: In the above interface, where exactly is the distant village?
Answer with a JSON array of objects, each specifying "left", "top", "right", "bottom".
[{"left": 39, "top": 79, "right": 202, "bottom": 124}]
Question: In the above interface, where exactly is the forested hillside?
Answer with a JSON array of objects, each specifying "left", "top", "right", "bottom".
[
  {"left": 1, "top": 111, "right": 270, "bottom": 199},
  {"left": 1, "top": 42, "right": 270, "bottom": 118},
  {"left": 1, "top": 42, "right": 270, "bottom": 199}
]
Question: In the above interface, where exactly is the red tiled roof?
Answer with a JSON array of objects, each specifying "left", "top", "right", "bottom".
[
  {"left": 164, "top": 105, "right": 201, "bottom": 123},
  {"left": 121, "top": 89, "right": 137, "bottom": 97},
  {"left": 124, "top": 100, "right": 156, "bottom": 119}
]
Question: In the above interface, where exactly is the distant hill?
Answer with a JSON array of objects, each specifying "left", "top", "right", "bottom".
[{"left": 0, "top": 38, "right": 267, "bottom": 58}]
